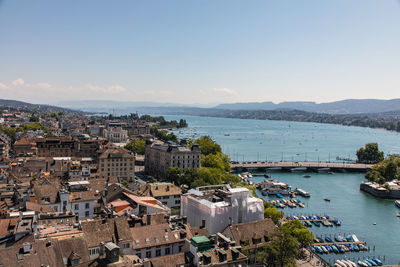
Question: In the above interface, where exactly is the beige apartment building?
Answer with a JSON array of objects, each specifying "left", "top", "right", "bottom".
[
  {"left": 145, "top": 141, "right": 201, "bottom": 179},
  {"left": 99, "top": 147, "right": 135, "bottom": 184}
]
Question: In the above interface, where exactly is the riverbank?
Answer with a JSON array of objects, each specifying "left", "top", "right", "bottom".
[{"left": 360, "top": 181, "right": 400, "bottom": 199}]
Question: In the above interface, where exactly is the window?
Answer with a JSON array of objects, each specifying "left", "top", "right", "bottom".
[
  {"left": 146, "top": 251, "right": 151, "bottom": 258},
  {"left": 156, "top": 249, "right": 161, "bottom": 256},
  {"left": 85, "top": 211, "right": 90, "bottom": 217},
  {"left": 175, "top": 200, "right": 180, "bottom": 204},
  {"left": 53, "top": 206, "right": 58, "bottom": 212},
  {"left": 85, "top": 203, "right": 90, "bottom": 209},
  {"left": 136, "top": 252, "right": 141, "bottom": 258},
  {"left": 124, "top": 243, "right": 130, "bottom": 248},
  {"left": 165, "top": 247, "right": 170, "bottom": 255},
  {"left": 74, "top": 204, "right": 79, "bottom": 210}
]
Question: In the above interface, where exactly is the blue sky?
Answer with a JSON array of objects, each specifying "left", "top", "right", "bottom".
[{"left": 0, "top": 0, "right": 400, "bottom": 105}]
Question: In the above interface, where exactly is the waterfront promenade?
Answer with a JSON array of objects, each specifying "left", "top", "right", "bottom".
[{"left": 231, "top": 161, "right": 373, "bottom": 172}]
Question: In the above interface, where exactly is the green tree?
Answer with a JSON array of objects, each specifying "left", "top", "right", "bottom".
[
  {"left": 365, "top": 155, "right": 400, "bottom": 184},
  {"left": 280, "top": 220, "right": 313, "bottom": 249},
  {"left": 194, "top": 136, "right": 221, "bottom": 155},
  {"left": 356, "top": 143, "right": 384, "bottom": 163},
  {"left": 125, "top": 138, "right": 146, "bottom": 155},
  {"left": 264, "top": 207, "right": 284, "bottom": 225},
  {"left": 166, "top": 167, "right": 184, "bottom": 184},
  {"left": 29, "top": 114, "right": 40, "bottom": 122},
  {"left": 201, "top": 152, "right": 230, "bottom": 172},
  {"left": 258, "top": 227, "right": 299, "bottom": 267}
]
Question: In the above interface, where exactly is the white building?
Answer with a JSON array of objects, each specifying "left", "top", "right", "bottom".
[
  {"left": 181, "top": 185, "right": 264, "bottom": 234},
  {"left": 59, "top": 181, "right": 96, "bottom": 219},
  {"left": 103, "top": 127, "right": 128, "bottom": 143}
]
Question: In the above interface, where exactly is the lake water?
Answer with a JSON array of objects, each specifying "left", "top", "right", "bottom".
[{"left": 165, "top": 115, "right": 400, "bottom": 265}]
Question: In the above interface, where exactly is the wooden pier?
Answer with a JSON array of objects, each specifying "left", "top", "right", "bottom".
[{"left": 231, "top": 161, "right": 372, "bottom": 172}]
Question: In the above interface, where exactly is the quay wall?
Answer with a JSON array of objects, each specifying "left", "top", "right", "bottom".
[{"left": 360, "top": 183, "right": 400, "bottom": 199}]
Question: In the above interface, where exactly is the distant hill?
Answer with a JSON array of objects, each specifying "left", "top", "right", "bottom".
[
  {"left": 0, "top": 99, "right": 84, "bottom": 114},
  {"left": 57, "top": 100, "right": 216, "bottom": 113},
  {"left": 215, "top": 99, "right": 400, "bottom": 114}
]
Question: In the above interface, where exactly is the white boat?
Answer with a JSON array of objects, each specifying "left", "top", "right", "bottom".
[
  {"left": 358, "top": 261, "right": 368, "bottom": 267},
  {"left": 335, "top": 260, "right": 347, "bottom": 267},
  {"left": 395, "top": 200, "right": 400, "bottom": 208},
  {"left": 351, "top": 234, "right": 359, "bottom": 242}
]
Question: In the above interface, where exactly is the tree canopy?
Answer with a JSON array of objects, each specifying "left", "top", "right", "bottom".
[
  {"left": 257, "top": 220, "right": 313, "bottom": 267},
  {"left": 365, "top": 155, "right": 400, "bottom": 184},
  {"left": 194, "top": 136, "right": 222, "bottom": 156},
  {"left": 124, "top": 138, "right": 146, "bottom": 155},
  {"left": 356, "top": 143, "right": 384, "bottom": 164}
]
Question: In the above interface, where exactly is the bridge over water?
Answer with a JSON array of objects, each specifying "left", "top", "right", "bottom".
[{"left": 230, "top": 161, "right": 373, "bottom": 173}]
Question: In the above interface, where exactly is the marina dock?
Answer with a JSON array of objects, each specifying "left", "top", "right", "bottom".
[
  {"left": 316, "top": 241, "right": 366, "bottom": 246},
  {"left": 231, "top": 161, "right": 372, "bottom": 172}
]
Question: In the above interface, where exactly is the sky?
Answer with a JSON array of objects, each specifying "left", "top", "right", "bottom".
[{"left": 0, "top": 0, "right": 400, "bottom": 105}]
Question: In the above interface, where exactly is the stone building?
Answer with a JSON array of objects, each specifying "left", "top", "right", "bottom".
[
  {"left": 145, "top": 141, "right": 201, "bottom": 179},
  {"left": 0, "top": 134, "right": 10, "bottom": 160},
  {"left": 99, "top": 147, "right": 135, "bottom": 184},
  {"left": 36, "top": 137, "right": 76, "bottom": 157},
  {"left": 103, "top": 127, "right": 128, "bottom": 143}
]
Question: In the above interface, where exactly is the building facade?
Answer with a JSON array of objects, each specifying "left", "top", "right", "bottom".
[
  {"left": 103, "top": 127, "right": 128, "bottom": 143},
  {"left": 181, "top": 185, "right": 264, "bottom": 234},
  {"left": 98, "top": 147, "right": 135, "bottom": 184},
  {"left": 145, "top": 141, "right": 201, "bottom": 179}
]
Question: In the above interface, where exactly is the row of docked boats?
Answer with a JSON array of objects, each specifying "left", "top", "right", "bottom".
[
  {"left": 314, "top": 234, "right": 364, "bottom": 244},
  {"left": 270, "top": 198, "right": 305, "bottom": 208},
  {"left": 334, "top": 258, "right": 383, "bottom": 267},
  {"left": 312, "top": 243, "right": 368, "bottom": 255},
  {"left": 237, "top": 172, "right": 255, "bottom": 186},
  {"left": 286, "top": 215, "right": 342, "bottom": 227}
]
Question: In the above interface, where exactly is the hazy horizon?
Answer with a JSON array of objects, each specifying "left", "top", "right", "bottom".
[{"left": 1, "top": 0, "right": 400, "bottom": 105}]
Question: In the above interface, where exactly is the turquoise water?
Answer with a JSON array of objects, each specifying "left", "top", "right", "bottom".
[
  {"left": 164, "top": 115, "right": 400, "bottom": 265},
  {"left": 166, "top": 115, "right": 400, "bottom": 162}
]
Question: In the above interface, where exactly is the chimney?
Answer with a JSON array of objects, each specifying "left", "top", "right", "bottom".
[
  {"left": 231, "top": 248, "right": 240, "bottom": 260},
  {"left": 23, "top": 242, "right": 31, "bottom": 254}
]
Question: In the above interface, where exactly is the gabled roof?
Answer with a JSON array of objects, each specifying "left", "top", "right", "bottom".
[
  {"left": 81, "top": 219, "right": 114, "bottom": 248},
  {"left": 149, "top": 183, "right": 182, "bottom": 197},
  {"left": 122, "top": 192, "right": 168, "bottom": 212},
  {"left": 222, "top": 218, "right": 277, "bottom": 248},
  {"left": 129, "top": 223, "right": 187, "bottom": 250}
]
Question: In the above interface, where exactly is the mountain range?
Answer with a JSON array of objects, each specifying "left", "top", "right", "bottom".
[{"left": 215, "top": 99, "right": 400, "bottom": 114}]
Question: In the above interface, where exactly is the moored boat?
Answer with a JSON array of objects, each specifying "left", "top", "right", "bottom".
[{"left": 395, "top": 200, "right": 400, "bottom": 208}]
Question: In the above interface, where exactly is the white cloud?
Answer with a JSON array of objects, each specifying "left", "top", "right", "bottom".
[
  {"left": 86, "top": 84, "right": 105, "bottom": 92},
  {"left": 11, "top": 78, "right": 25, "bottom": 87},
  {"left": 34, "top": 82, "right": 52, "bottom": 89},
  {"left": 213, "top": 88, "right": 240, "bottom": 97},
  {"left": 108, "top": 85, "right": 126, "bottom": 93},
  {"left": 86, "top": 83, "right": 127, "bottom": 93},
  {"left": 0, "top": 83, "right": 8, "bottom": 89},
  {"left": 143, "top": 90, "right": 173, "bottom": 96}
]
